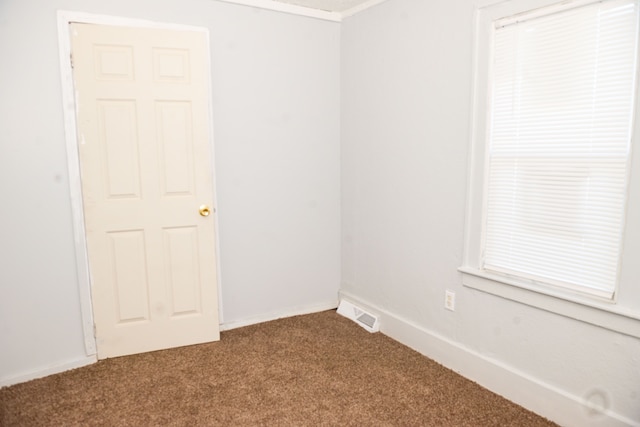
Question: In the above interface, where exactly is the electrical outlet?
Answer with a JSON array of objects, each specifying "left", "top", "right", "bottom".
[{"left": 445, "top": 290, "right": 455, "bottom": 311}]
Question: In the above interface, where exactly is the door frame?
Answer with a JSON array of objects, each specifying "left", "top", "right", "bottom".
[{"left": 57, "top": 11, "right": 223, "bottom": 356}]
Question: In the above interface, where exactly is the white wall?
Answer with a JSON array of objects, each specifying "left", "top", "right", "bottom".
[
  {"left": 0, "top": 0, "right": 340, "bottom": 385},
  {"left": 340, "top": 0, "right": 640, "bottom": 425}
]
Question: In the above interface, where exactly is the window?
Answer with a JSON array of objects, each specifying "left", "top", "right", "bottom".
[
  {"left": 485, "top": 0, "right": 638, "bottom": 299},
  {"left": 461, "top": 0, "right": 640, "bottom": 338}
]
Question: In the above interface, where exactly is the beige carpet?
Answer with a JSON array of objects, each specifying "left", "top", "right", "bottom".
[{"left": 0, "top": 310, "right": 556, "bottom": 426}]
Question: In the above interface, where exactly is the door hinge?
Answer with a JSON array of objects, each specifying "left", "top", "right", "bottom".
[{"left": 70, "top": 53, "right": 74, "bottom": 69}]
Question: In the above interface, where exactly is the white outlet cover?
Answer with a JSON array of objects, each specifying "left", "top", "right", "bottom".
[{"left": 445, "top": 290, "right": 456, "bottom": 311}]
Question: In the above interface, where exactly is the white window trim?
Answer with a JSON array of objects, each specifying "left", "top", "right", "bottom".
[{"left": 461, "top": 0, "right": 640, "bottom": 339}]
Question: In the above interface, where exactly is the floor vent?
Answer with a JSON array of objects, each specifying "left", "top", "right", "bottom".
[{"left": 337, "top": 300, "right": 380, "bottom": 333}]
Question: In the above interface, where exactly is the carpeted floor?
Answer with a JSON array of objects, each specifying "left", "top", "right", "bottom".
[{"left": 0, "top": 310, "right": 556, "bottom": 426}]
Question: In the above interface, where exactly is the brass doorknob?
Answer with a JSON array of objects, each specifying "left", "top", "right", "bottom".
[{"left": 199, "top": 205, "right": 211, "bottom": 217}]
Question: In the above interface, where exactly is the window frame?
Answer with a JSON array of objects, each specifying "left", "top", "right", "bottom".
[{"left": 460, "top": 0, "right": 640, "bottom": 339}]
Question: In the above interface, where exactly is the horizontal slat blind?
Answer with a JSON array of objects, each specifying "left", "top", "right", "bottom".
[{"left": 483, "top": 0, "right": 639, "bottom": 298}]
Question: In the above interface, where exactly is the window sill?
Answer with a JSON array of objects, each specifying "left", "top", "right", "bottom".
[{"left": 459, "top": 266, "right": 640, "bottom": 339}]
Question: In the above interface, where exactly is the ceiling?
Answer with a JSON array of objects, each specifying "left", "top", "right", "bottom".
[
  {"left": 217, "top": 0, "right": 387, "bottom": 21},
  {"left": 273, "top": 0, "right": 377, "bottom": 12}
]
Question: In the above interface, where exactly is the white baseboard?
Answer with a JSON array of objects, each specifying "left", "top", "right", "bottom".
[
  {"left": 338, "top": 291, "right": 639, "bottom": 427},
  {"left": 1, "top": 302, "right": 338, "bottom": 388},
  {"left": 220, "top": 300, "right": 339, "bottom": 331},
  {"left": 0, "top": 355, "right": 97, "bottom": 388}
]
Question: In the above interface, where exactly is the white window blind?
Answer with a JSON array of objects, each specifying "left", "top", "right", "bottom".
[{"left": 483, "top": 0, "right": 639, "bottom": 298}]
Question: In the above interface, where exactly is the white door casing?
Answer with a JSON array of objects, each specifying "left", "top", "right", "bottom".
[{"left": 70, "top": 22, "right": 220, "bottom": 359}]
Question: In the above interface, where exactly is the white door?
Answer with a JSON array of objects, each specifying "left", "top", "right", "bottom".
[{"left": 70, "top": 23, "right": 220, "bottom": 359}]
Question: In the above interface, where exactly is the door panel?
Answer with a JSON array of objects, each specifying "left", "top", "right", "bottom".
[
  {"left": 99, "top": 100, "right": 141, "bottom": 198},
  {"left": 163, "top": 226, "right": 201, "bottom": 316},
  {"left": 71, "top": 23, "right": 219, "bottom": 359},
  {"left": 156, "top": 101, "right": 195, "bottom": 195},
  {"left": 109, "top": 229, "right": 150, "bottom": 323}
]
